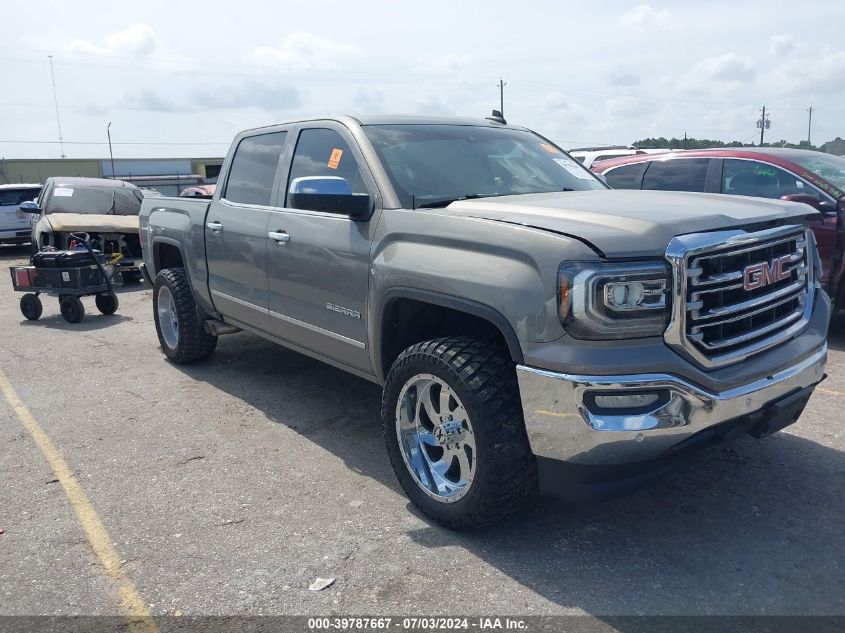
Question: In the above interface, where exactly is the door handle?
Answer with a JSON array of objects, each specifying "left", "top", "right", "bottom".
[
  {"left": 268, "top": 230, "right": 290, "bottom": 244},
  {"left": 206, "top": 221, "right": 224, "bottom": 232}
]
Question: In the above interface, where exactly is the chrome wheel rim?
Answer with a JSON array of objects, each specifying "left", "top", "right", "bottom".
[
  {"left": 395, "top": 373, "right": 476, "bottom": 503},
  {"left": 157, "top": 285, "right": 179, "bottom": 349}
]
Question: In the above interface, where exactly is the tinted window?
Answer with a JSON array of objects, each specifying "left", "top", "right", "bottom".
[
  {"left": 224, "top": 132, "right": 287, "bottom": 206},
  {"left": 363, "top": 125, "right": 604, "bottom": 209},
  {"left": 722, "top": 159, "right": 814, "bottom": 200},
  {"left": 642, "top": 159, "right": 709, "bottom": 192},
  {"left": 603, "top": 163, "right": 643, "bottom": 189},
  {"left": 286, "top": 128, "right": 367, "bottom": 204},
  {"left": 0, "top": 188, "right": 41, "bottom": 206}
]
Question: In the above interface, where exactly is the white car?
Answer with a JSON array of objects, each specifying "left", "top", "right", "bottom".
[
  {"left": 0, "top": 183, "right": 42, "bottom": 245},
  {"left": 570, "top": 147, "right": 670, "bottom": 169}
]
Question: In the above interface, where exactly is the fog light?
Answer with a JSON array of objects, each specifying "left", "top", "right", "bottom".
[{"left": 594, "top": 393, "right": 660, "bottom": 409}]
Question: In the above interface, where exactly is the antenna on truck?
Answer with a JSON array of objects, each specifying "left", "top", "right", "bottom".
[{"left": 485, "top": 110, "right": 507, "bottom": 125}]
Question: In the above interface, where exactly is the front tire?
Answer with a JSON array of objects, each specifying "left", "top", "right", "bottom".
[
  {"left": 153, "top": 268, "right": 217, "bottom": 363},
  {"left": 59, "top": 296, "right": 84, "bottom": 323},
  {"left": 20, "top": 294, "right": 42, "bottom": 320},
  {"left": 95, "top": 293, "right": 119, "bottom": 315},
  {"left": 382, "top": 336, "right": 537, "bottom": 529}
]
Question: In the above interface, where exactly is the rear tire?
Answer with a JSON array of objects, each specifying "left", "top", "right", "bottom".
[
  {"left": 95, "top": 293, "right": 119, "bottom": 315},
  {"left": 153, "top": 268, "right": 217, "bottom": 363},
  {"left": 382, "top": 336, "right": 537, "bottom": 529},
  {"left": 59, "top": 296, "right": 85, "bottom": 323},
  {"left": 20, "top": 294, "right": 42, "bottom": 320}
]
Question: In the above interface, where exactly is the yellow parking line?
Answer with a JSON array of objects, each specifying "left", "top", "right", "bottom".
[
  {"left": 534, "top": 409, "right": 582, "bottom": 420},
  {"left": 0, "top": 369, "right": 158, "bottom": 633},
  {"left": 816, "top": 386, "right": 845, "bottom": 397}
]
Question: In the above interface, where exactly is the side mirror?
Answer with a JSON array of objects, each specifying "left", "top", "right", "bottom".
[
  {"left": 595, "top": 172, "right": 609, "bottom": 186},
  {"left": 288, "top": 176, "right": 372, "bottom": 219},
  {"left": 19, "top": 201, "right": 40, "bottom": 214},
  {"left": 780, "top": 193, "right": 826, "bottom": 212}
]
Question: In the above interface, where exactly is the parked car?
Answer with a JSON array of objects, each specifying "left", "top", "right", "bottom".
[
  {"left": 140, "top": 115, "right": 829, "bottom": 529},
  {"left": 179, "top": 184, "right": 217, "bottom": 198},
  {"left": 592, "top": 148, "right": 845, "bottom": 315},
  {"left": 0, "top": 183, "right": 42, "bottom": 245},
  {"left": 20, "top": 177, "right": 145, "bottom": 279},
  {"left": 570, "top": 146, "right": 669, "bottom": 168}
]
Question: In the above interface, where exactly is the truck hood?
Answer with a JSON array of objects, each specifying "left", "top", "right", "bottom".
[
  {"left": 46, "top": 213, "right": 139, "bottom": 234},
  {"left": 446, "top": 190, "right": 817, "bottom": 257}
]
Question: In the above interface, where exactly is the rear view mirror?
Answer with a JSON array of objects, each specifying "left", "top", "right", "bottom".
[
  {"left": 288, "top": 176, "right": 372, "bottom": 219},
  {"left": 19, "top": 201, "right": 40, "bottom": 214}
]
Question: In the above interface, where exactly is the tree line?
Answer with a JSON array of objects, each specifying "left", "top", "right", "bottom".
[{"left": 631, "top": 136, "right": 845, "bottom": 155}]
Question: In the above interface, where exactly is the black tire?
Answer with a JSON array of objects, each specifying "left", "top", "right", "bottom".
[
  {"left": 59, "top": 296, "right": 85, "bottom": 323},
  {"left": 153, "top": 268, "right": 217, "bottom": 363},
  {"left": 382, "top": 336, "right": 537, "bottom": 529},
  {"left": 95, "top": 293, "right": 119, "bottom": 315},
  {"left": 20, "top": 294, "right": 42, "bottom": 320}
]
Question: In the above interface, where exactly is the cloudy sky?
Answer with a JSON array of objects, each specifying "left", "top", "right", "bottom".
[{"left": 2, "top": 0, "right": 843, "bottom": 159}]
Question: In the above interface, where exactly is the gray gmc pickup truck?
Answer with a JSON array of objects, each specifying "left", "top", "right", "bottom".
[{"left": 139, "top": 115, "right": 830, "bottom": 528}]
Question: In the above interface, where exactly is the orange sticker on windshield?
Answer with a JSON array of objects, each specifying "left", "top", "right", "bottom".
[
  {"left": 540, "top": 143, "right": 558, "bottom": 153},
  {"left": 328, "top": 148, "right": 343, "bottom": 169}
]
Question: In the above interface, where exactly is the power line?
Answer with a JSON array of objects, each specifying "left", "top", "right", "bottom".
[{"left": 47, "top": 55, "right": 65, "bottom": 158}]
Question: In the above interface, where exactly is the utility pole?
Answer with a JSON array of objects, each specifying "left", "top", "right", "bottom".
[
  {"left": 497, "top": 77, "right": 507, "bottom": 117},
  {"left": 48, "top": 55, "right": 66, "bottom": 158},
  {"left": 807, "top": 106, "right": 813, "bottom": 148},
  {"left": 756, "top": 106, "right": 771, "bottom": 147},
  {"left": 107, "top": 122, "right": 116, "bottom": 179},
  {"left": 683, "top": 132, "right": 688, "bottom": 150}
]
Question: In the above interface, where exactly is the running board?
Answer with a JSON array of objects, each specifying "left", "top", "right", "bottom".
[{"left": 204, "top": 319, "right": 241, "bottom": 336}]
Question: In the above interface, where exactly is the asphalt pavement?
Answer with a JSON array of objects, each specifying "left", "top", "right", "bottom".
[{"left": 0, "top": 243, "right": 842, "bottom": 621}]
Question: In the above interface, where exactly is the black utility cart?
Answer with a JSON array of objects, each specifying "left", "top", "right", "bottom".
[{"left": 10, "top": 232, "right": 119, "bottom": 323}]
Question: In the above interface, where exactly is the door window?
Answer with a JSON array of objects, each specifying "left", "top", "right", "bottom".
[
  {"left": 603, "top": 163, "right": 643, "bottom": 189},
  {"left": 223, "top": 132, "right": 287, "bottom": 206},
  {"left": 721, "top": 159, "right": 815, "bottom": 200},
  {"left": 642, "top": 158, "right": 709, "bottom": 192},
  {"left": 286, "top": 128, "right": 368, "bottom": 208}
]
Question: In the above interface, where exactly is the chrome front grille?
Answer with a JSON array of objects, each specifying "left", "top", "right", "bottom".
[{"left": 665, "top": 225, "right": 814, "bottom": 368}]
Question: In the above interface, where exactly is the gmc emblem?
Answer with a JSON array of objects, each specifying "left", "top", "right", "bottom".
[{"left": 742, "top": 255, "right": 792, "bottom": 291}]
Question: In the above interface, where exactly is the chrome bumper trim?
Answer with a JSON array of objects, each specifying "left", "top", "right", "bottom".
[{"left": 516, "top": 345, "right": 827, "bottom": 465}]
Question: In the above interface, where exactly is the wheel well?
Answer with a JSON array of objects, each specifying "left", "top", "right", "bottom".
[
  {"left": 380, "top": 298, "right": 521, "bottom": 379},
  {"left": 155, "top": 242, "right": 184, "bottom": 273}
]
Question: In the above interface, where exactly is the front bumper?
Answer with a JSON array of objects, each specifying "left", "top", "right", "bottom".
[{"left": 516, "top": 344, "right": 827, "bottom": 466}]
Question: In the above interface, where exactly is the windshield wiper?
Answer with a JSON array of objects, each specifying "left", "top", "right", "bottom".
[{"left": 415, "top": 193, "right": 494, "bottom": 209}]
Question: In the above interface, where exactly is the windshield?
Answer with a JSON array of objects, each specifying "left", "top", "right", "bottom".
[
  {"left": 0, "top": 188, "right": 40, "bottom": 206},
  {"left": 362, "top": 124, "right": 605, "bottom": 208},
  {"left": 794, "top": 153, "right": 845, "bottom": 195},
  {"left": 45, "top": 185, "right": 143, "bottom": 215}
]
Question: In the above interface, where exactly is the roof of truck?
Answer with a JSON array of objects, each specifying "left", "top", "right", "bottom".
[
  {"left": 240, "top": 115, "right": 530, "bottom": 134},
  {"left": 0, "top": 183, "right": 41, "bottom": 189}
]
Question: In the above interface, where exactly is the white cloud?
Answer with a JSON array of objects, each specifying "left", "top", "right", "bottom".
[
  {"left": 247, "top": 33, "right": 360, "bottom": 70},
  {"left": 69, "top": 22, "right": 163, "bottom": 58},
  {"left": 416, "top": 53, "right": 471, "bottom": 73},
  {"left": 768, "top": 34, "right": 795, "bottom": 57},
  {"left": 618, "top": 5, "right": 678, "bottom": 30},
  {"left": 689, "top": 52, "right": 756, "bottom": 82}
]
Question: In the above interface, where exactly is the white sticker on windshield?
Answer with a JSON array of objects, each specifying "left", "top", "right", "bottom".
[
  {"left": 553, "top": 158, "right": 594, "bottom": 180},
  {"left": 53, "top": 187, "right": 74, "bottom": 197}
]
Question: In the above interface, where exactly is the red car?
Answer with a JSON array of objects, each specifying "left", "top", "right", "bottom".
[{"left": 593, "top": 148, "right": 845, "bottom": 314}]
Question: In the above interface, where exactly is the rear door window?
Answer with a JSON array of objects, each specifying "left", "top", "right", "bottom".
[
  {"left": 223, "top": 132, "right": 287, "bottom": 206},
  {"left": 642, "top": 159, "right": 710, "bottom": 192},
  {"left": 603, "top": 163, "right": 644, "bottom": 189},
  {"left": 721, "top": 159, "right": 815, "bottom": 199}
]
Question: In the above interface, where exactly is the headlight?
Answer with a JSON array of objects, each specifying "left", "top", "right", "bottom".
[{"left": 558, "top": 261, "right": 670, "bottom": 339}]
